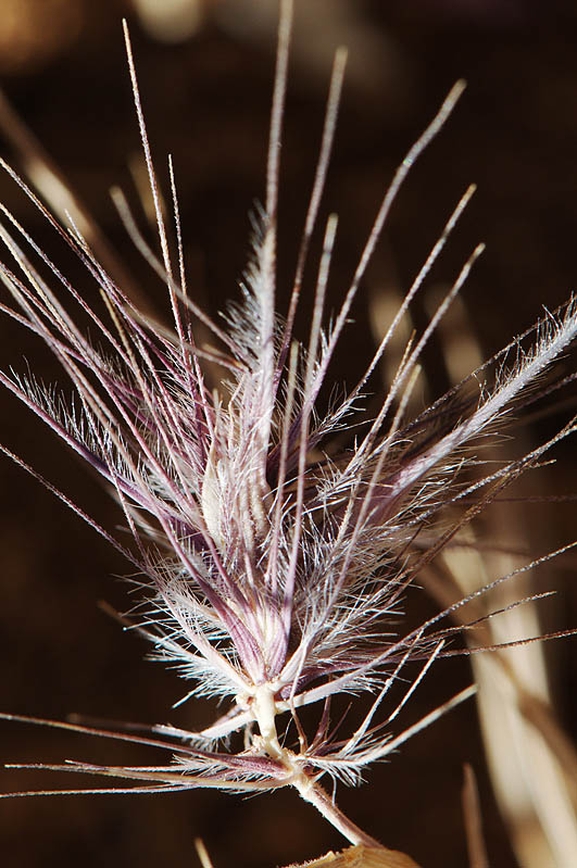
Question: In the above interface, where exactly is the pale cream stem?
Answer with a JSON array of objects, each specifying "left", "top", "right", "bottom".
[
  {"left": 253, "top": 684, "right": 284, "bottom": 760},
  {"left": 253, "top": 684, "right": 379, "bottom": 846},
  {"left": 292, "top": 773, "right": 381, "bottom": 847}
]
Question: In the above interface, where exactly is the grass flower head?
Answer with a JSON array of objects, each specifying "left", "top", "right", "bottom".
[{"left": 0, "top": 0, "right": 576, "bottom": 857}]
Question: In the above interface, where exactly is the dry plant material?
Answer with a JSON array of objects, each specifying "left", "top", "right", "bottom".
[
  {"left": 462, "top": 763, "right": 489, "bottom": 868},
  {"left": 0, "top": 0, "right": 576, "bottom": 862},
  {"left": 286, "top": 844, "right": 420, "bottom": 868}
]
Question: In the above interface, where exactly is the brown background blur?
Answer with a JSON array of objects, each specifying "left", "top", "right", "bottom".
[{"left": 0, "top": 1, "right": 576, "bottom": 866}]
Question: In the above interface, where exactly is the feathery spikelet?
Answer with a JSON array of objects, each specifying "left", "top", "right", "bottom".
[{"left": 0, "top": 0, "right": 576, "bottom": 852}]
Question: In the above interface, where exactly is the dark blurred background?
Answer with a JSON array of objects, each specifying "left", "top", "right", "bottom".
[{"left": 0, "top": 1, "right": 576, "bottom": 866}]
